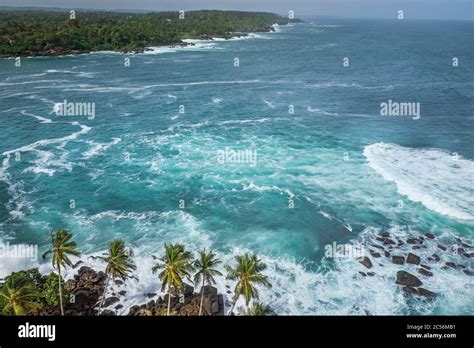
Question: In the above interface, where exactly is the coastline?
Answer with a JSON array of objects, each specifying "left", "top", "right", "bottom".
[{"left": 0, "top": 23, "right": 285, "bottom": 58}]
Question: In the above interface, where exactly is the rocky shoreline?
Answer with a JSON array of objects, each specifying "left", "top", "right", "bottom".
[
  {"left": 356, "top": 230, "right": 473, "bottom": 301},
  {"left": 38, "top": 264, "right": 225, "bottom": 316},
  {"left": 1, "top": 24, "right": 279, "bottom": 58}
]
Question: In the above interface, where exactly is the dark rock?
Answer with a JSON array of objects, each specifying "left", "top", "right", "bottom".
[
  {"left": 406, "top": 253, "right": 420, "bottom": 265},
  {"left": 376, "top": 237, "right": 385, "bottom": 242},
  {"left": 367, "top": 272, "right": 375, "bottom": 277},
  {"left": 463, "top": 269, "right": 473, "bottom": 276},
  {"left": 370, "top": 251, "right": 381, "bottom": 258},
  {"left": 78, "top": 266, "right": 93, "bottom": 276},
  {"left": 118, "top": 290, "right": 127, "bottom": 296},
  {"left": 392, "top": 255, "right": 405, "bottom": 265},
  {"left": 407, "top": 238, "right": 419, "bottom": 245},
  {"left": 146, "top": 292, "right": 157, "bottom": 298},
  {"left": 358, "top": 257, "right": 372, "bottom": 269},
  {"left": 432, "top": 254, "right": 440, "bottom": 261},
  {"left": 417, "top": 288, "right": 437, "bottom": 298},
  {"left": 371, "top": 244, "right": 385, "bottom": 250},
  {"left": 359, "top": 272, "right": 367, "bottom": 277},
  {"left": 100, "top": 309, "right": 116, "bottom": 316},
  {"left": 418, "top": 268, "right": 433, "bottom": 277},
  {"left": 384, "top": 251, "right": 390, "bottom": 258},
  {"left": 425, "top": 233, "right": 435, "bottom": 239},
  {"left": 211, "top": 300, "right": 219, "bottom": 314},
  {"left": 395, "top": 271, "right": 423, "bottom": 287},
  {"left": 202, "top": 285, "right": 218, "bottom": 297},
  {"left": 103, "top": 297, "right": 120, "bottom": 308},
  {"left": 381, "top": 232, "right": 390, "bottom": 238},
  {"left": 146, "top": 300, "right": 155, "bottom": 309},
  {"left": 437, "top": 244, "right": 447, "bottom": 251},
  {"left": 383, "top": 239, "right": 396, "bottom": 246},
  {"left": 114, "top": 280, "right": 123, "bottom": 286},
  {"left": 115, "top": 304, "right": 123, "bottom": 310},
  {"left": 412, "top": 246, "right": 421, "bottom": 250},
  {"left": 445, "top": 262, "right": 456, "bottom": 269},
  {"left": 420, "top": 264, "right": 431, "bottom": 270},
  {"left": 402, "top": 286, "right": 418, "bottom": 295}
]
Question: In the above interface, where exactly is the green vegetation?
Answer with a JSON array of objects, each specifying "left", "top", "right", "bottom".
[
  {"left": 92, "top": 239, "right": 136, "bottom": 313},
  {"left": 239, "top": 302, "right": 276, "bottom": 316},
  {"left": 42, "top": 227, "right": 81, "bottom": 316},
  {"left": 225, "top": 253, "right": 272, "bottom": 315},
  {"left": 0, "top": 10, "right": 301, "bottom": 57},
  {"left": 193, "top": 249, "right": 223, "bottom": 316},
  {"left": 1, "top": 229, "right": 274, "bottom": 316},
  {"left": 152, "top": 243, "right": 194, "bottom": 315}
]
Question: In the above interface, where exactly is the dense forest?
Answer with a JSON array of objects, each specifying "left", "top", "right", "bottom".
[{"left": 0, "top": 10, "right": 302, "bottom": 57}]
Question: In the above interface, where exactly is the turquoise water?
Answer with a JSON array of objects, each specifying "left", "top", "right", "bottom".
[{"left": 0, "top": 19, "right": 473, "bottom": 314}]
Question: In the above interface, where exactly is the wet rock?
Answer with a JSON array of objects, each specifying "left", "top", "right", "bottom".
[
  {"left": 437, "top": 244, "right": 447, "bottom": 251},
  {"left": 100, "top": 309, "right": 116, "bottom": 316},
  {"left": 367, "top": 272, "right": 375, "bottom": 277},
  {"left": 412, "top": 246, "right": 421, "bottom": 250},
  {"left": 115, "top": 304, "right": 123, "bottom": 310},
  {"left": 432, "top": 254, "right": 440, "bottom": 261},
  {"left": 359, "top": 272, "right": 367, "bottom": 277},
  {"left": 114, "top": 280, "right": 123, "bottom": 286},
  {"left": 376, "top": 237, "right": 385, "bottom": 242},
  {"left": 396, "top": 271, "right": 422, "bottom": 287},
  {"left": 146, "top": 292, "right": 157, "bottom": 298},
  {"left": 370, "top": 251, "right": 381, "bottom": 258},
  {"left": 425, "top": 233, "right": 435, "bottom": 239},
  {"left": 463, "top": 269, "right": 473, "bottom": 276},
  {"left": 417, "top": 288, "right": 437, "bottom": 298},
  {"left": 104, "top": 296, "right": 120, "bottom": 308},
  {"left": 392, "top": 255, "right": 405, "bottom": 265},
  {"left": 406, "top": 253, "right": 420, "bottom": 265},
  {"left": 118, "top": 290, "right": 127, "bottom": 296},
  {"left": 407, "top": 238, "right": 419, "bottom": 245},
  {"left": 381, "top": 232, "right": 390, "bottom": 238},
  {"left": 445, "top": 262, "right": 456, "bottom": 269},
  {"left": 418, "top": 268, "right": 433, "bottom": 277},
  {"left": 384, "top": 251, "right": 390, "bottom": 258},
  {"left": 402, "top": 286, "right": 418, "bottom": 295},
  {"left": 358, "top": 257, "right": 373, "bottom": 269},
  {"left": 420, "top": 264, "right": 431, "bottom": 270},
  {"left": 383, "top": 239, "right": 396, "bottom": 246}
]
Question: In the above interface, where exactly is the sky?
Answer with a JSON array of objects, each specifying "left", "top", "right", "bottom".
[{"left": 0, "top": 0, "right": 473, "bottom": 20}]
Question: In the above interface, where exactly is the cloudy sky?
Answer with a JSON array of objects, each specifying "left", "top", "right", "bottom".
[{"left": 1, "top": 0, "right": 473, "bottom": 20}]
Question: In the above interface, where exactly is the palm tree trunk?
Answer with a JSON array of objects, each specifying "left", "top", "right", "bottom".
[
  {"left": 167, "top": 288, "right": 171, "bottom": 316},
  {"left": 58, "top": 264, "right": 64, "bottom": 316},
  {"left": 228, "top": 295, "right": 238, "bottom": 316},
  {"left": 98, "top": 276, "right": 110, "bottom": 314},
  {"left": 199, "top": 279, "right": 205, "bottom": 316}
]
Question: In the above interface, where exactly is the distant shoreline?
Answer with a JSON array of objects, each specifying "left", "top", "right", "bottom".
[{"left": 0, "top": 10, "right": 302, "bottom": 58}]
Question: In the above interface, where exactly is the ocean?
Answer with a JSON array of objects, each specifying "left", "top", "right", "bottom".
[{"left": 0, "top": 18, "right": 473, "bottom": 315}]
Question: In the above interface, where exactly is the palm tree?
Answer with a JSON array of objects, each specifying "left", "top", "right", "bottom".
[
  {"left": 239, "top": 302, "right": 275, "bottom": 316},
  {"left": 42, "top": 227, "right": 80, "bottom": 316},
  {"left": 152, "top": 243, "right": 194, "bottom": 315},
  {"left": 0, "top": 275, "right": 42, "bottom": 315},
  {"left": 193, "top": 249, "right": 222, "bottom": 316},
  {"left": 225, "top": 253, "right": 271, "bottom": 315},
  {"left": 93, "top": 240, "right": 136, "bottom": 314}
]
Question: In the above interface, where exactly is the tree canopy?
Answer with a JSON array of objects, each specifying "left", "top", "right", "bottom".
[{"left": 0, "top": 10, "right": 302, "bottom": 57}]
